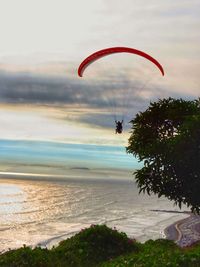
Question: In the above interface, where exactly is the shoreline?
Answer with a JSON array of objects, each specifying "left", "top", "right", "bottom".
[
  {"left": 0, "top": 176, "right": 199, "bottom": 251},
  {"left": 1, "top": 214, "right": 200, "bottom": 254},
  {"left": 164, "top": 214, "right": 200, "bottom": 247},
  {"left": 38, "top": 212, "right": 193, "bottom": 250}
]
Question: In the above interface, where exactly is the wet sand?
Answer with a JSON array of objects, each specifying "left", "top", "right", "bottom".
[{"left": 164, "top": 214, "right": 200, "bottom": 247}]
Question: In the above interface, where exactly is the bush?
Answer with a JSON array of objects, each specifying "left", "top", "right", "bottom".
[
  {"left": 102, "top": 239, "right": 200, "bottom": 267},
  {"left": 53, "top": 224, "right": 138, "bottom": 266},
  {"left": 0, "top": 246, "right": 53, "bottom": 267}
]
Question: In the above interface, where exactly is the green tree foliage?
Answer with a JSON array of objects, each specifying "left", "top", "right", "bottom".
[{"left": 127, "top": 98, "right": 200, "bottom": 213}]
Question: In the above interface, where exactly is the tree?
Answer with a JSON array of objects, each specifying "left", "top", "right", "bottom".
[{"left": 127, "top": 98, "right": 200, "bottom": 213}]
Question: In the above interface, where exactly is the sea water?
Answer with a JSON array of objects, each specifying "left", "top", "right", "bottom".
[{"left": 0, "top": 175, "right": 189, "bottom": 252}]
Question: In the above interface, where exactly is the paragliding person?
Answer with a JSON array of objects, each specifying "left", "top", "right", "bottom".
[
  {"left": 78, "top": 47, "right": 164, "bottom": 136},
  {"left": 115, "top": 120, "right": 123, "bottom": 134}
]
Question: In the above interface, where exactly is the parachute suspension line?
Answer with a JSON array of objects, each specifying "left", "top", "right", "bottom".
[
  {"left": 121, "top": 76, "right": 153, "bottom": 125},
  {"left": 101, "top": 85, "right": 118, "bottom": 121},
  {"left": 121, "top": 79, "right": 131, "bottom": 123},
  {"left": 114, "top": 113, "right": 117, "bottom": 121},
  {"left": 107, "top": 87, "right": 118, "bottom": 121},
  {"left": 99, "top": 79, "right": 120, "bottom": 122},
  {"left": 112, "top": 88, "right": 122, "bottom": 122},
  {"left": 93, "top": 79, "right": 118, "bottom": 122}
]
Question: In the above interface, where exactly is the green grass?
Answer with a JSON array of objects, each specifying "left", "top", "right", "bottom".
[{"left": 0, "top": 224, "right": 200, "bottom": 267}]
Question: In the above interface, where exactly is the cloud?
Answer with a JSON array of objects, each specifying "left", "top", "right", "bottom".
[
  {"left": 0, "top": 70, "right": 151, "bottom": 107},
  {"left": 0, "top": 71, "right": 74, "bottom": 104},
  {"left": 0, "top": 67, "right": 197, "bottom": 130}
]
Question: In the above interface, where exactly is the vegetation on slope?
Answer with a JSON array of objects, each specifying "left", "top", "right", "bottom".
[{"left": 0, "top": 224, "right": 200, "bottom": 267}]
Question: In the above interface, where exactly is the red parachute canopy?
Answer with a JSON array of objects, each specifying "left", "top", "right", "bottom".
[{"left": 78, "top": 47, "right": 164, "bottom": 77}]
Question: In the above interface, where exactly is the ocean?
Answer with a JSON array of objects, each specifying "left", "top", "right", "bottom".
[{"left": 0, "top": 175, "right": 189, "bottom": 253}]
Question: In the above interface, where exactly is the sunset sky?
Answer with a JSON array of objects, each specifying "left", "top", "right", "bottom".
[{"left": 0, "top": 0, "right": 199, "bottom": 174}]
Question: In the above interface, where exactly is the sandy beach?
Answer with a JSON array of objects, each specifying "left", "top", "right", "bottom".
[{"left": 164, "top": 214, "right": 200, "bottom": 247}]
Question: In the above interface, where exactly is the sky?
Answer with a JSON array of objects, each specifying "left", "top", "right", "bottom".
[{"left": 0, "top": 0, "right": 199, "bottom": 174}]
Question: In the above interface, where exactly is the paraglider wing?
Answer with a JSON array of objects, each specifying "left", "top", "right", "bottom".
[{"left": 78, "top": 47, "right": 164, "bottom": 77}]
